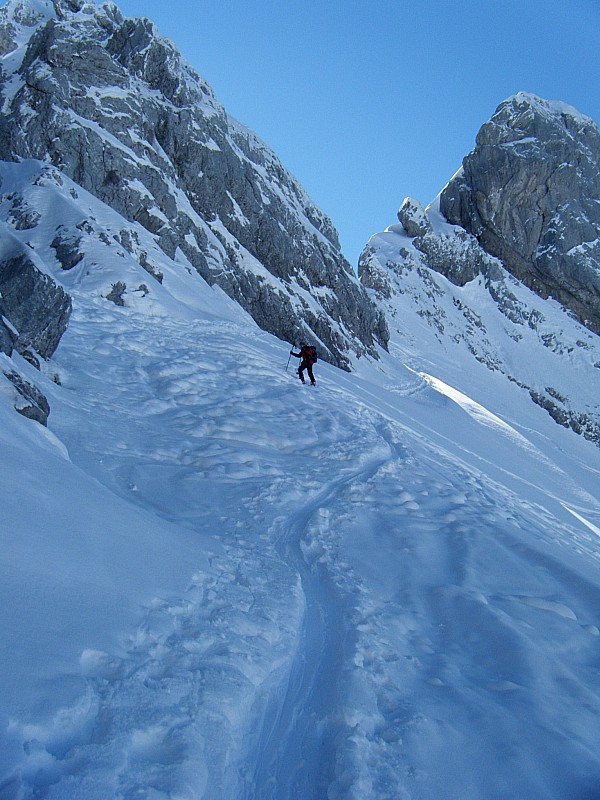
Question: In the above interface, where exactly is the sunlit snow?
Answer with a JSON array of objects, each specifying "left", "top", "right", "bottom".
[{"left": 1, "top": 169, "right": 600, "bottom": 800}]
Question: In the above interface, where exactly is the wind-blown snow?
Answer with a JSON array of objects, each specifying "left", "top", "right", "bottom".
[
  {"left": 1, "top": 174, "right": 600, "bottom": 800},
  {"left": 512, "top": 91, "right": 596, "bottom": 127}
]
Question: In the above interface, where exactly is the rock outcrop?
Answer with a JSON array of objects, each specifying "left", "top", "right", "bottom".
[
  {"left": 0, "top": 248, "right": 72, "bottom": 360},
  {"left": 395, "top": 197, "right": 487, "bottom": 286},
  {"left": 0, "top": 229, "right": 70, "bottom": 424},
  {"left": 440, "top": 93, "right": 600, "bottom": 335},
  {"left": 0, "top": 302, "right": 17, "bottom": 355},
  {"left": 3, "top": 367, "right": 50, "bottom": 424}
]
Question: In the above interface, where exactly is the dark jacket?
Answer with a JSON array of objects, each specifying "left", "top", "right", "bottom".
[{"left": 292, "top": 345, "right": 316, "bottom": 365}]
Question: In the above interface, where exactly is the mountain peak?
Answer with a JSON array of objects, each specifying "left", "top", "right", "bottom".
[
  {"left": 360, "top": 94, "right": 600, "bottom": 445},
  {"left": 504, "top": 91, "right": 595, "bottom": 126},
  {"left": 475, "top": 92, "right": 599, "bottom": 149},
  {"left": 440, "top": 94, "right": 600, "bottom": 336},
  {"left": 0, "top": 0, "right": 97, "bottom": 31}
]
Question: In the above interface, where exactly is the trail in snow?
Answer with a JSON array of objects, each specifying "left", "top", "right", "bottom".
[
  {"left": 244, "top": 450, "right": 391, "bottom": 799},
  {"left": 4, "top": 293, "right": 600, "bottom": 800}
]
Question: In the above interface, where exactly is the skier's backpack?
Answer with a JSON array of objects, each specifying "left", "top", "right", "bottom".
[{"left": 306, "top": 345, "right": 317, "bottom": 364}]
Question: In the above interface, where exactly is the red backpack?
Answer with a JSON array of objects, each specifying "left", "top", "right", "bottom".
[{"left": 304, "top": 345, "right": 317, "bottom": 365}]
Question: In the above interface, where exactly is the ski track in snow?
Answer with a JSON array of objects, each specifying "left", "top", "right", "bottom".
[{"left": 4, "top": 299, "right": 600, "bottom": 800}]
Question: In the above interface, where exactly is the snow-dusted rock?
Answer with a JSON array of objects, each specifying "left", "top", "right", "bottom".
[
  {"left": 361, "top": 218, "right": 600, "bottom": 444},
  {"left": 397, "top": 196, "right": 431, "bottom": 238},
  {"left": 440, "top": 92, "right": 600, "bottom": 335},
  {"left": 2, "top": 367, "right": 50, "bottom": 423}
]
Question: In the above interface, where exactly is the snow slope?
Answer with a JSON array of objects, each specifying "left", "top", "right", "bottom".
[{"left": 2, "top": 176, "right": 600, "bottom": 799}]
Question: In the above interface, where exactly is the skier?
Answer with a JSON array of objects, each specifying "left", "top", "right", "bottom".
[{"left": 290, "top": 343, "right": 317, "bottom": 386}]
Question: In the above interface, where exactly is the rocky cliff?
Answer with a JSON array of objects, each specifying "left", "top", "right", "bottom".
[
  {"left": 0, "top": 0, "right": 388, "bottom": 380},
  {"left": 359, "top": 94, "right": 600, "bottom": 445},
  {"left": 440, "top": 93, "right": 600, "bottom": 335}
]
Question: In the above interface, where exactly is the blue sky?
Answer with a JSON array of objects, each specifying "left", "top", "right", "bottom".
[{"left": 116, "top": 0, "right": 600, "bottom": 268}]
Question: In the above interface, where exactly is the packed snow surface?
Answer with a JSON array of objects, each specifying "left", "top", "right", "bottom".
[{"left": 2, "top": 179, "right": 600, "bottom": 800}]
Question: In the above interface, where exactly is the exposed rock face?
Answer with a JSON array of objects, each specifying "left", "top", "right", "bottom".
[
  {"left": 0, "top": 217, "right": 71, "bottom": 424},
  {"left": 440, "top": 93, "right": 600, "bottom": 335},
  {"left": 0, "top": 300, "right": 17, "bottom": 355},
  {"left": 0, "top": 0, "right": 388, "bottom": 368},
  {"left": 0, "top": 247, "right": 72, "bottom": 359}
]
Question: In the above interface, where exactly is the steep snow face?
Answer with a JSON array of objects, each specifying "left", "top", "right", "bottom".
[
  {"left": 440, "top": 92, "right": 600, "bottom": 336},
  {"left": 1, "top": 155, "right": 600, "bottom": 798},
  {"left": 359, "top": 196, "right": 600, "bottom": 445},
  {"left": 0, "top": 0, "right": 387, "bottom": 368}
]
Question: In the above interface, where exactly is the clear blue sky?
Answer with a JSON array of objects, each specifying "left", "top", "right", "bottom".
[{"left": 116, "top": 0, "right": 600, "bottom": 268}]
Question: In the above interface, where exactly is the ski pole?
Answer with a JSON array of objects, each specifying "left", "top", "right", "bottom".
[{"left": 285, "top": 344, "right": 296, "bottom": 372}]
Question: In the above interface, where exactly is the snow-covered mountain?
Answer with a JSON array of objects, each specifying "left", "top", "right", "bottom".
[
  {"left": 360, "top": 94, "right": 600, "bottom": 446},
  {"left": 0, "top": 0, "right": 387, "bottom": 373},
  {"left": 1, "top": 2, "right": 600, "bottom": 798}
]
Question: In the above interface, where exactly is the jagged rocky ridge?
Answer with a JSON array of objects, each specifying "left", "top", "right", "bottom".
[
  {"left": 360, "top": 94, "right": 600, "bottom": 445},
  {"left": 0, "top": 0, "right": 388, "bottom": 390}
]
